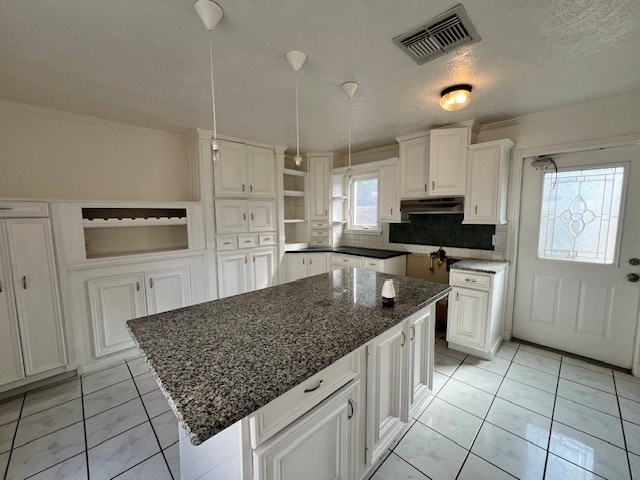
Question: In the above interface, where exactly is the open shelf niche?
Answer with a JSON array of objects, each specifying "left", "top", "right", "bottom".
[{"left": 283, "top": 155, "right": 309, "bottom": 248}]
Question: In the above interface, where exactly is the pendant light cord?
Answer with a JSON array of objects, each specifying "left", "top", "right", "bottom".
[
  {"left": 208, "top": 31, "right": 217, "bottom": 140},
  {"left": 295, "top": 72, "right": 300, "bottom": 156},
  {"left": 348, "top": 97, "right": 352, "bottom": 168}
]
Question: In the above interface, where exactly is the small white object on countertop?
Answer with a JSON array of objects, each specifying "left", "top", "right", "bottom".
[{"left": 382, "top": 279, "right": 396, "bottom": 299}]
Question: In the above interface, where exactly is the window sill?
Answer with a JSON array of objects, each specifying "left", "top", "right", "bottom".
[{"left": 344, "top": 228, "right": 382, "bottom": 236}]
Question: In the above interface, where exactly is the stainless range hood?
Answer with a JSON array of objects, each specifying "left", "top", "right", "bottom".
[{"left": 400, "top": 197, "right": 464, "bottom": 217}]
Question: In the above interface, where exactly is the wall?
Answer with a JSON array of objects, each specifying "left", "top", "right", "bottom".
[{"left": 0, "top": 101, "right": 190, "bottom": 201}]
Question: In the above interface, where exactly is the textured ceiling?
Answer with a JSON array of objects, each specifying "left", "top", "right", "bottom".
[{"left": 1, "top": 0, "right": 639, "bottom": 152}]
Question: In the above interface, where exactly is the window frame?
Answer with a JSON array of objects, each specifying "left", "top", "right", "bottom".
[{"left": 346, "top": 172, "right": 381, "bottom": 234}]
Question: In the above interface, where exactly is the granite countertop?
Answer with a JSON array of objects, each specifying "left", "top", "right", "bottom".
[
  {"left": 450, "top": 258, "right": 509, "bottom": 274},
  {"left": 287, "top": 246, "right": 408, "bottom": 259},
  {"left": 127, "top": 268, "right": 449, "bottom": 445}
]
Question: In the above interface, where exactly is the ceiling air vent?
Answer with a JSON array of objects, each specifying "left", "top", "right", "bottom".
[{"left": 393, "top": 4, "right": 480, "bottom": 65}]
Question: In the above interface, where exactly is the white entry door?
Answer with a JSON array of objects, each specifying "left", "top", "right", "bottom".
[{"left": 513, "top": 145, "right": 640, "bottom": 368}]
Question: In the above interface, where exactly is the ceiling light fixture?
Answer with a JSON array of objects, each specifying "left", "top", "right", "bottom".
[
  {"left": 439, "top": 84, "right": 472, "bottom": 111},
  {"left": 286, "top": 51, "right": 307, "bottom": 167},
  {"left": 194, "top": 0, "right": 224, "bottom": 164},
  {"left": 341, "top": 82, "right": 359, "bottom": 181}
]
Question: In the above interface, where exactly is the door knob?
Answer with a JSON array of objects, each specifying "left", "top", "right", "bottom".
[
  {"left": 630, "top": 258, "right": 640, "bottom": 266},
  {"left": 628, "top": 273, "right": 640, "bottom": 283}
]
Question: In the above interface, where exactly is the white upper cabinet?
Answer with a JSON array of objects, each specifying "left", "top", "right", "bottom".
[
  {"left": 248, "top": 201, "right": 276, "bottom": 232},
  {"left": 429, "top": 126, "right": 470, "bottom": 197},
  {"left": 214, "top": 141, "right": 275, "bottom": 198},
  {"left": 309, "top": 156, "right": 330, "bottom": 220},
  {"left": 397, "top": 134, "right": 429, "bottom": 199},
  {"left": 215, "top": 200, "right": 249, "bottom": 234},
  {"left": 247, "top": 146, "right": 276, "bottom": 198},
  {"left": 214, "top": 141, "right": 248, "bottom": 197},
  {"left": 464, "top": 139, "right": 515, "bottom": 225},
  {"left": 0, "top": 223, "right": 25, "bottom": 386},
  {"left": 145, "top": 266, "right": 192, "bottom": 315},
  {"left": 6, "top": 219, "right": 67, "bottom": 376},
  {"left": 378, "top": 162, "right": 400, "bottom": 222}
]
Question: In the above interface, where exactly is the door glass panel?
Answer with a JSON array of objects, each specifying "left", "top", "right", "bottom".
[{"left": 537, "top": 166, "right": 625, "bottom": 264}]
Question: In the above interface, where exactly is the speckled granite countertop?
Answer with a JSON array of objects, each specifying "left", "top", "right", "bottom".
[
  {"left": 287, "top": 246, "right": 408, "bottom": 259},
  {"left": 127, "top": 268, "right": 449, "bottom": 445},
  {"left": 450, "top": 259, "right": 509, "bottom": 274}
]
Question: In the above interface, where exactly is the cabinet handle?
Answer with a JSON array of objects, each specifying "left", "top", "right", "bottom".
[
  {"left": 242, "top": 184, "right": 245, "bottom": 192},
  {"left": 390, "top": 207, "right": 393, "bottom": 215},
  {"left": 424, "top": 183, "right": 427, "bottom": 192},
  {"left": 223, "top": 242, "right": 231, "bottom": 245},
  {"left": 22, "top": 276, "right": 27, "bottom": 289},
  {"left": 150, "top": 278, "right": 154, "bottom": 288},
  {"left": 302, "top": 258, "right": 305, "bottom": 265},
  {"left": 432, "top": 181, "right": 435, "bottom": 190},
  {"left": 243, "top": 240, "right": 252, "bottom": 244},
  {"left": 136, "top": 282, "right": 140, "bottom": 292},
  {"left": 347, "top": 399, "right": 354, "bottom": 419},
  {"left": 309, "top": 259, "right": 313, "bottom": 265},
  {"left": 250, "top": 185, "right": 253, "bottom": 192},
  {"left": 465, "top": 278, "right": 477, "bottom": 283},
  {"left": 244, "top": 256, "right": 248, "bottom": 264},
  {"left": 304, "top": 379, "right": 323, "bottom": 393},
  {"left": 324, "top": 209, "right": 328, "bottom": 216},
  {"left": 456, "top": 291, "right": 459, "bottom": 301},
  {"left": 252, "top": 255, "right": 255, "bottom": 263},
  {"left": 401, "top": 331, "right": 406, "bottom": 347},
  {"left": 251, "top": 213, "right": 254, "bottom": 221},
  {"left": 475, "top": 205, "right": 478, "bottom": 214},
  {"left": 410, "top": 325, "right": 415, "bottom": 341},
  {"left": 0, "top": 280, "right": 2, "bottom": 293},
  {"left": 243, "top": 213, "right": 246, "bottom": 221}
]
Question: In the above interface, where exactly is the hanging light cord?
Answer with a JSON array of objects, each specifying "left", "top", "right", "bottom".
[
  {"left": 295, "top": 71, "right": 300, "bottom": 157},
  {"left": 208, "top": 31, "right": 217, "bottom": 140},
  {"left": 348, "top": 97, "right": 352, "bottom": 169}
]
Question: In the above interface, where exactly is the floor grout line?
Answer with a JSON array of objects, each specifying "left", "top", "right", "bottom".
[
  {"left": 80, "top": 378, "right": 90, "bottom": 480},
  {"left": 541, "top": 356, "right": 562, "bottom": 479},
  {"left": 2, "top": 393, "right": 25, "bottom": 480},
  {"left": 613, "top": 372, "right": 635, "bottom": 479}
]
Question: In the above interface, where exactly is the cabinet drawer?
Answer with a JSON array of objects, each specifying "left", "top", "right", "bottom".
[
  {"left": 450, "top": 270, "right": 491, "bottom": 290},
  {"left": 0, "top": 202, "right": 49, "bottom": 218},
  {"left": 310, "top": 221, "right": 330, "bottom": 229},
  {"left": 248, "top": 351, "right": 359, "bottom": 448},
  {"left": 332, "top": 255, "right": 363, "bottom": 268},
  {"left": 238, "top": 234, "right": 259, "bottom": 249},
  {"left": 363, "top": 258, "right": 381, "bottom": 271},
  {"left": 310, "top": 229, "right": 329, "bottom": 237},
  {"left": 216, "top": 235, "right": 238, "bottom": 251},
  {"left": 258, "top": 233, "right": 276, "bottom": 246},
  {"left": 310, "top": 239, "right": 330, "bottom": 247}
]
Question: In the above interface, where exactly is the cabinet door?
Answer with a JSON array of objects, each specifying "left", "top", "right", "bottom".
[
  {"left": 287, "top": 255, "right": 308, "bottom": 282},
  {"left": 248, "top": 146, "right": 276, "bottom": 198},
  {"left": 6, "top": 219, "right": 67, "bottom": 375},
  {"left": 309, "top": 157, "right": 330, "bottom": 220},
  {"left": 407, "top": 307, "right": 434, "bottom": 417},
  {"left": 378, "top": 163, "right": 400, "bottom": 222},
  {"left": 306, "top": 254, "right": 328, "bottom": 277},
  {"left": 447, "top": 287, "right": 488, "bottom": 350},
  {"left": 0, "top": 223, "right": 25, "bottom": 386},
  {"left": 87, "top": 273, "right": 147, "bottom": 358},
  {"left": 465, "top": 146, "right": 501, "bottom": 224},
  {"left": 217, "top": 252, "right": 249, "bottom": 298},
  {"left": 254, "top": 382, "right": 358, "bottom": 480},
  {"left": 214, "top": 140, "right": 248, "bottom": 197},
  {"left": 215, "top": 200, "right": 249, "bottom": 234},
  {"left": 366, "top": 323, "right": 407, "bottom": 465},
  {"left": 429, "top": 127, "right": 469, "bottom": 197},
  {"left": 399, "top": 137, "right": 428, "bottom": 199},
  {"left": 249, "top": 201, "right": 276, "bottom": 232},
  {"left": 251, "top": 248, "right": 276, "bottom": 291},
  {"left": 145, "top": 266, "right": 192, "bottom": 315}
]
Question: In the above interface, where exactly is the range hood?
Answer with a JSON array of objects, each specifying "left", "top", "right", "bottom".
[{"left": 400, "top": 197, "right": 464, "bottom": 217}]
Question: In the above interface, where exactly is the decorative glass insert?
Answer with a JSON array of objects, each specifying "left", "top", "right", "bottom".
[
  {"left": 349, "top": 175, "right": 379, "bottom": 230},
  {"left": 538, "top": 166, "right": 625, "bottom": 264}
]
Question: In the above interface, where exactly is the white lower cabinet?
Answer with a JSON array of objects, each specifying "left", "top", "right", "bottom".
[
  {"left": 88, "top": 265, "right": 192, "bottom": 357},
  {"left": 253, "top": 381, "right": 359, "bottom": 480},
  {"left": 0, "top": 218, "right": 67, "bottom": 382},
  {"left": 217, "top": 247, "right": 277, "bottom": 298},
  {"left": 407, "top": 306, "right": 435, "bottom": 417},
  {"left": 447, "top": 269, "right": 507, "bottom": 359},
  {"left": 286, "top": 253, "right": 328, "bottom": 282}
]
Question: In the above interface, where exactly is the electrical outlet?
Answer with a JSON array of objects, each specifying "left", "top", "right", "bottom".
[{"left": 492, "top": 235, "right": 499, "bottom": 247}]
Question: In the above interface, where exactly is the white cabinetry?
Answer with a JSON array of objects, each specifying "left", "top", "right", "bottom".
[
  {"left": 378, "top": 162, "right": 401, "bottom": 222},
  {"left": 253, "top": 381, "right": 359, "bottom": 480},
  {"left": 217, "top": 247, "right": 277, "bottom": 298},
  {"left": 1, "top": 214, "right": 68, "bottom": 387},
  {"left": 214, "top": 141, "right": 275, "bottom": 198},
  {"left": 407, "top": 306, "right": 435, "bottom": 417},
  {"left": 249, "top": 202, "right": 277, "bottom": 232},
  {"left": 88, "top": 265, "right": 192, "bottom": 357},
  {"left": 464, "top": 139, "right": 515, "bottom": 225},
  {"left": 215, "top": 200, "right": 275, "bottom": 234},
  {"left": 333, "top": 254, "right": 407, "bottom": 276},
  {"left": 429, "top": 127, "right": 469, "bottom": 197},
  {"left": 447, "top": 268, "right": 507, "bottom": 359},
  {"left": 309, "top": 156, "right": 330, "bottom": 220},
  {"left": 286, "top": 253, "right": 328, "bottom": 282},
  {"left": 396, "top": 134, "right": 429, "bottom": 199}
]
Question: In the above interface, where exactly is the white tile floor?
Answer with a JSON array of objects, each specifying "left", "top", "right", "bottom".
[
  {"left": 370, "top": 339, "right": 640, "bottom": 480},
  {"left": 1, "top": 339, "right": 640, "bottom": 479}
]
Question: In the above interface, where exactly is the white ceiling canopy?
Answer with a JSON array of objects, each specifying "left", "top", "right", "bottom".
[{"left": 0, "top": 0, "right": 639, "bottom": 152}]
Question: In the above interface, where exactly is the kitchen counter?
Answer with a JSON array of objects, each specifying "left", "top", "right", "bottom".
[
  {"left": 450, "top": 258, "right": 509, "bottom": 274},
  {"left": 287, "top": 246, "right": 408, "bottom": 259},
  {"left": 127, "top": 268, "right": 449, "bottom": 445}
]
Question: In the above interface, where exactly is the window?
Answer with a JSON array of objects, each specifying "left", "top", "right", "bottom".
[
  {"left": 537, "top": 166, "right": 625, "bottom": 264},
  {"left": 348, "top": 174, "right": 379, "bottom": 231}
]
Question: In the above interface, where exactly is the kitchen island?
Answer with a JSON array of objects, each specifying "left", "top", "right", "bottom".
[{"left": 128, "top": 267, "right": 450, "bottom": 480}]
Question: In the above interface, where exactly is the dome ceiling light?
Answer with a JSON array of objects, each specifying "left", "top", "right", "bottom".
[{"left": 439, "top": 84, "right": 473, "bottom": 111}]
